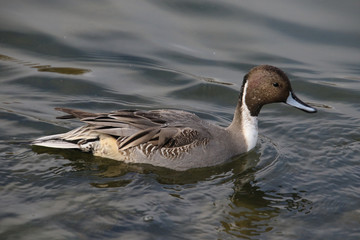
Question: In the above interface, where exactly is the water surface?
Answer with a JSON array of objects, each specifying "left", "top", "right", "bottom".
[{"left": 1, "top": 0, "right": 360, "bottom": 239}]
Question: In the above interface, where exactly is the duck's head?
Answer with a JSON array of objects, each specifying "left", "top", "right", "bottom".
[{"left": 241, "top": 65, "right": 317, "bottom": 116}]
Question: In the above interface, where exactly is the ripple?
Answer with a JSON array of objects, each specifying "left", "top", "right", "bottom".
[{"left": 0, "top": 30, "right": 87, "bottom": 59}]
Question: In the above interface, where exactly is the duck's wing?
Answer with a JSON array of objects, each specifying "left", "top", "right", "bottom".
[{"left": 55, "top": 108, "right": 211, "bottom": 150}]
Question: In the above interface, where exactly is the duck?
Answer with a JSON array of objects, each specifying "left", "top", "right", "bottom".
[{"left": 32, "top": 65, "right": 316, "bottom": 171}]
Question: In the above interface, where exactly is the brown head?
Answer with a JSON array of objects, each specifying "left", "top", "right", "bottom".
[{"left": 240, "top": 65, "right": 317, "bottom": 116}]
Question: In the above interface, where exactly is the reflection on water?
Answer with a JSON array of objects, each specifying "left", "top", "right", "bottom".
[
  {"left": 35, "top": 66, "right": 90, "bottom": 75},
  {"left": 226, "top": 184, "right": 279, "bottom": 238},
  {"left": 0, "top": 53, "right": 90, "bottom": 75}
]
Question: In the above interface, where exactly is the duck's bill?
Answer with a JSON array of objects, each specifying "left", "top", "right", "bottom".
[{"left": 286, "top": 92, "right": 317, "bottom": 113}]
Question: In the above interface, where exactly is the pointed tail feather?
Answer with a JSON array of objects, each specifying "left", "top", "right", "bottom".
[
  {"left": 55, "top": 108, "right": 99, "bottom": 119},
  {"left": 32, "top": 133, "right": 80, "bottom": 149}
]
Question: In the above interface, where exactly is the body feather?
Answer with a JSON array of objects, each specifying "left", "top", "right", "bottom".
[{"left": 33, "top": 108, "right": 212, "bottom": 162}]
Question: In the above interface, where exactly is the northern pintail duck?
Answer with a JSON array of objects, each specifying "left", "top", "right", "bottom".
[{"left": 32, "top": 65, "right": 316, "bottom": 171}]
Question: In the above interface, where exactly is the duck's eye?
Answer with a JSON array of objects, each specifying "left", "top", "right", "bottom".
[{"left": 272, "top": 82, "right": 280, "bottom": 87}]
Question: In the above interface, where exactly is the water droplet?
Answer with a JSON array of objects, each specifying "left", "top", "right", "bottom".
[{"left": 143, "top": 215, "right": 154, "bottom": 222}]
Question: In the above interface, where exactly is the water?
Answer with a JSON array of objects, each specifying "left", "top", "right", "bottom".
[{"left": 1, "top": 0, "right": 359, "bottom": 239}]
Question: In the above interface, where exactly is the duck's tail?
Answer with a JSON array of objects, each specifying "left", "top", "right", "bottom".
[
  {"left": 32, "top": 133, "right": 81, "bottom": 149},
  {"left": 31, "top": 126, "right": 98, "bottom": 151}
]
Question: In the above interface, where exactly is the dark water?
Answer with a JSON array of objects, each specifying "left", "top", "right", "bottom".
[{"left": 1, "top": 0, "right": 360, "bottom": 239}]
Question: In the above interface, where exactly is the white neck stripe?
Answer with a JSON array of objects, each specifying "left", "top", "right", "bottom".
[{"left": 241, "top": 82, "right": 258, "bottom": 151}]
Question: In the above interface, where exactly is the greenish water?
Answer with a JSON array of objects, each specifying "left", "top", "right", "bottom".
[{"left": 1, "top": 0, "right": 359, "bottom": 239}]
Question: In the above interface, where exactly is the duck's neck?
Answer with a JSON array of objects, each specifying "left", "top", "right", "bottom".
[{"left": 227, "top": 81, "right": 259, "bottom": 151}]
